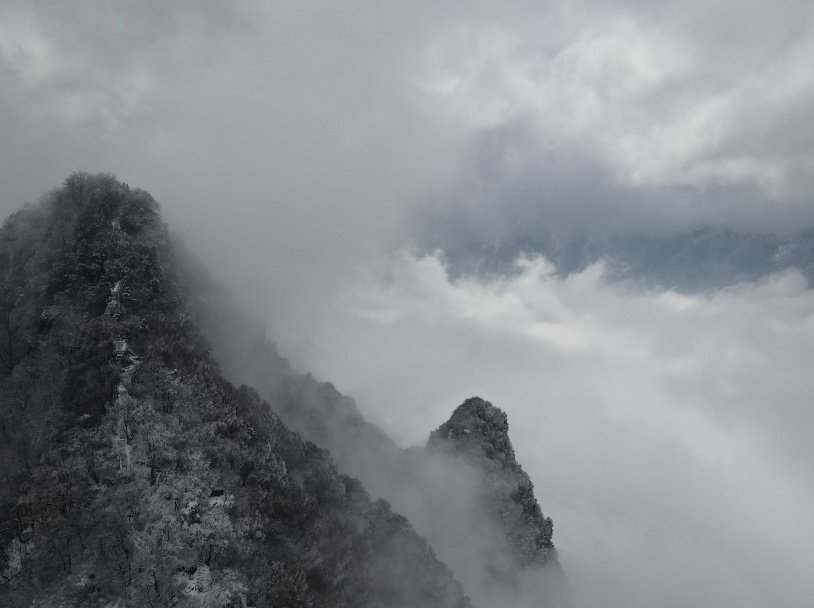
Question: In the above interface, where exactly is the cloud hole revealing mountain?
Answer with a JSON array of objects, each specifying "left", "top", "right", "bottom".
[{"left": 0, "top": 173, "right": 567, "bottom": 607}]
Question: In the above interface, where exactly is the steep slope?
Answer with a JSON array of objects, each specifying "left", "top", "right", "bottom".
[
  {"left": 172, "top": 238, "right": 410, "bottom": 506},
  {"left": 425, "top": 398, "right": 568, "bottom": 607},
  {"left": 428, "top": 398, "right": 555, "bottom": 568},
  {"left": 180, "top": 255, "right": 568, "bottom": 606},
  {"left": 0, "top": 173, "right": 470, "bottom": 608}
]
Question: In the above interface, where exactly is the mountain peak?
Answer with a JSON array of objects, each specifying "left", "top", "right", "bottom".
[
  {"left": 428, "top": 396, "right": 516, "bottom": 467},
  {"left": 0, "top": 174, "right": 472, "bottom": 608},
  {"left": 427, "top": 397, "right": 557, "bottom": 574}
]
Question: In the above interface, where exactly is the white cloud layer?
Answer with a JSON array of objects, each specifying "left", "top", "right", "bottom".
[
  {"left": 416, "top": 11, "right": 814, "bottom": 195},
  {"left": 273, "top": 254, "right": 814, "bottom": 608}
]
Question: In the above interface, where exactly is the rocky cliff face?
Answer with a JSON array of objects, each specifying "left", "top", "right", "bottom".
[
  {"left": 428, "top": 397, "right": 555, "bottom": 568},
  {"left": 0, "top": 173, "right": 570, "bottom": 607},
  {"left": 0, "top": 173, "right": 470, "bottom": 608},
  {"left": 421, "top": 398, "right": 567, "bottom": 607},
  {"left": 189, "top": 264, "right": 570, "bottom": 607}
]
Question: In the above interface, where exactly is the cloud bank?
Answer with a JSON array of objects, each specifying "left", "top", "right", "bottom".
[
  {"left": 271, "top": 254, "right": 814, "bottom": 608},
  {"left": 3, "top": 0, "right": 814, "bottom": 285}
]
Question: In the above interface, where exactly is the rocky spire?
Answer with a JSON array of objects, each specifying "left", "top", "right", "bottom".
[
  {"left": 429, "top": 397, "right": 556, "bottom": 565},
  {"left": 429, "top": 397, "right": 517, "bottom": 466}
]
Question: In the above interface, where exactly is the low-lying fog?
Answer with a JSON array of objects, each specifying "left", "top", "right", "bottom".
[{"left": 271, "top": 252, "right": 814, "bottom": 608}]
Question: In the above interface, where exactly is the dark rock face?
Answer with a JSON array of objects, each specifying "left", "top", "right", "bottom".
[
  {"left": 202, "top": 318, "right": 570, "bottom": 606},
  {"left": 170, "top": 186, "right": 571, "bottom": 606},
  {"left": 425, "top": 398, "right": 569, "bottom": 608},
  {"left": 0, "top": 173, "right": 471, "bottom": 608},
  {"left": 428, "top": 397, "right": 555, "bottom": 566},
  {"left": 430, "top": 397, "right": 517, "bottom": 467}
]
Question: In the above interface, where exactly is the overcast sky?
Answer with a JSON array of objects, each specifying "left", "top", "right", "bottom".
[{"left": 2, "top": 1, "right": 814, "bottom": 607}]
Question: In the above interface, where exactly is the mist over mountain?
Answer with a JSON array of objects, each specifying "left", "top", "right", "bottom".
[
  {"left": 3, "top": 2, "right": 814, "bottom": 606},
  {"left": 174, "top": 219, "right": 569, "bottom": 608},
  {"left": 0, "top": 174, "right": 565, "bottom": 607},
  {"left": 266, "top": 245, "right": 814, "bottom": 608}
]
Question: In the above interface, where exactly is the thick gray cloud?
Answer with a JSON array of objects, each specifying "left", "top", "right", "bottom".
[
  {"left": 413, "top": 0, "right": 814, "bottom": 241},
  {"left": 2, "top": 1, "right": 814, "bottom": 606},
  {"left": 4, "top": 0, "right": 814, "bottom": 280}
]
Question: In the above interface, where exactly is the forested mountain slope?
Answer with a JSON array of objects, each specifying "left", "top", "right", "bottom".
[
  {"left": 0, "top": 173, "right": 470, "bottom": 608},
  {"left": 180, "top": 250, "right": 569, "bottom": 607}
]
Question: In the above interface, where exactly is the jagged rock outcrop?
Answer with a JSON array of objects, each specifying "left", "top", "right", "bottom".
[
  {"left": 428, "top": 397, "right": 555, "bottom": 568},
  {"left": 188, "top": 274, "right": 570, "bottom": 607},
  {"left": 0, "top": 173, "right": 471, "bottom": 608},
  {"left": 148, "top": 180, "right": 568, "bottom": 607}
]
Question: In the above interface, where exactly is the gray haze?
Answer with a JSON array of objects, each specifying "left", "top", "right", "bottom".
[{"left": 3, "top": 1, "right": 814, "bottom": 607}]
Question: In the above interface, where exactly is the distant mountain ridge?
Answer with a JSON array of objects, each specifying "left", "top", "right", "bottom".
[{"left": 437, "top": 226, "right": 814, "bottom": 291}]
